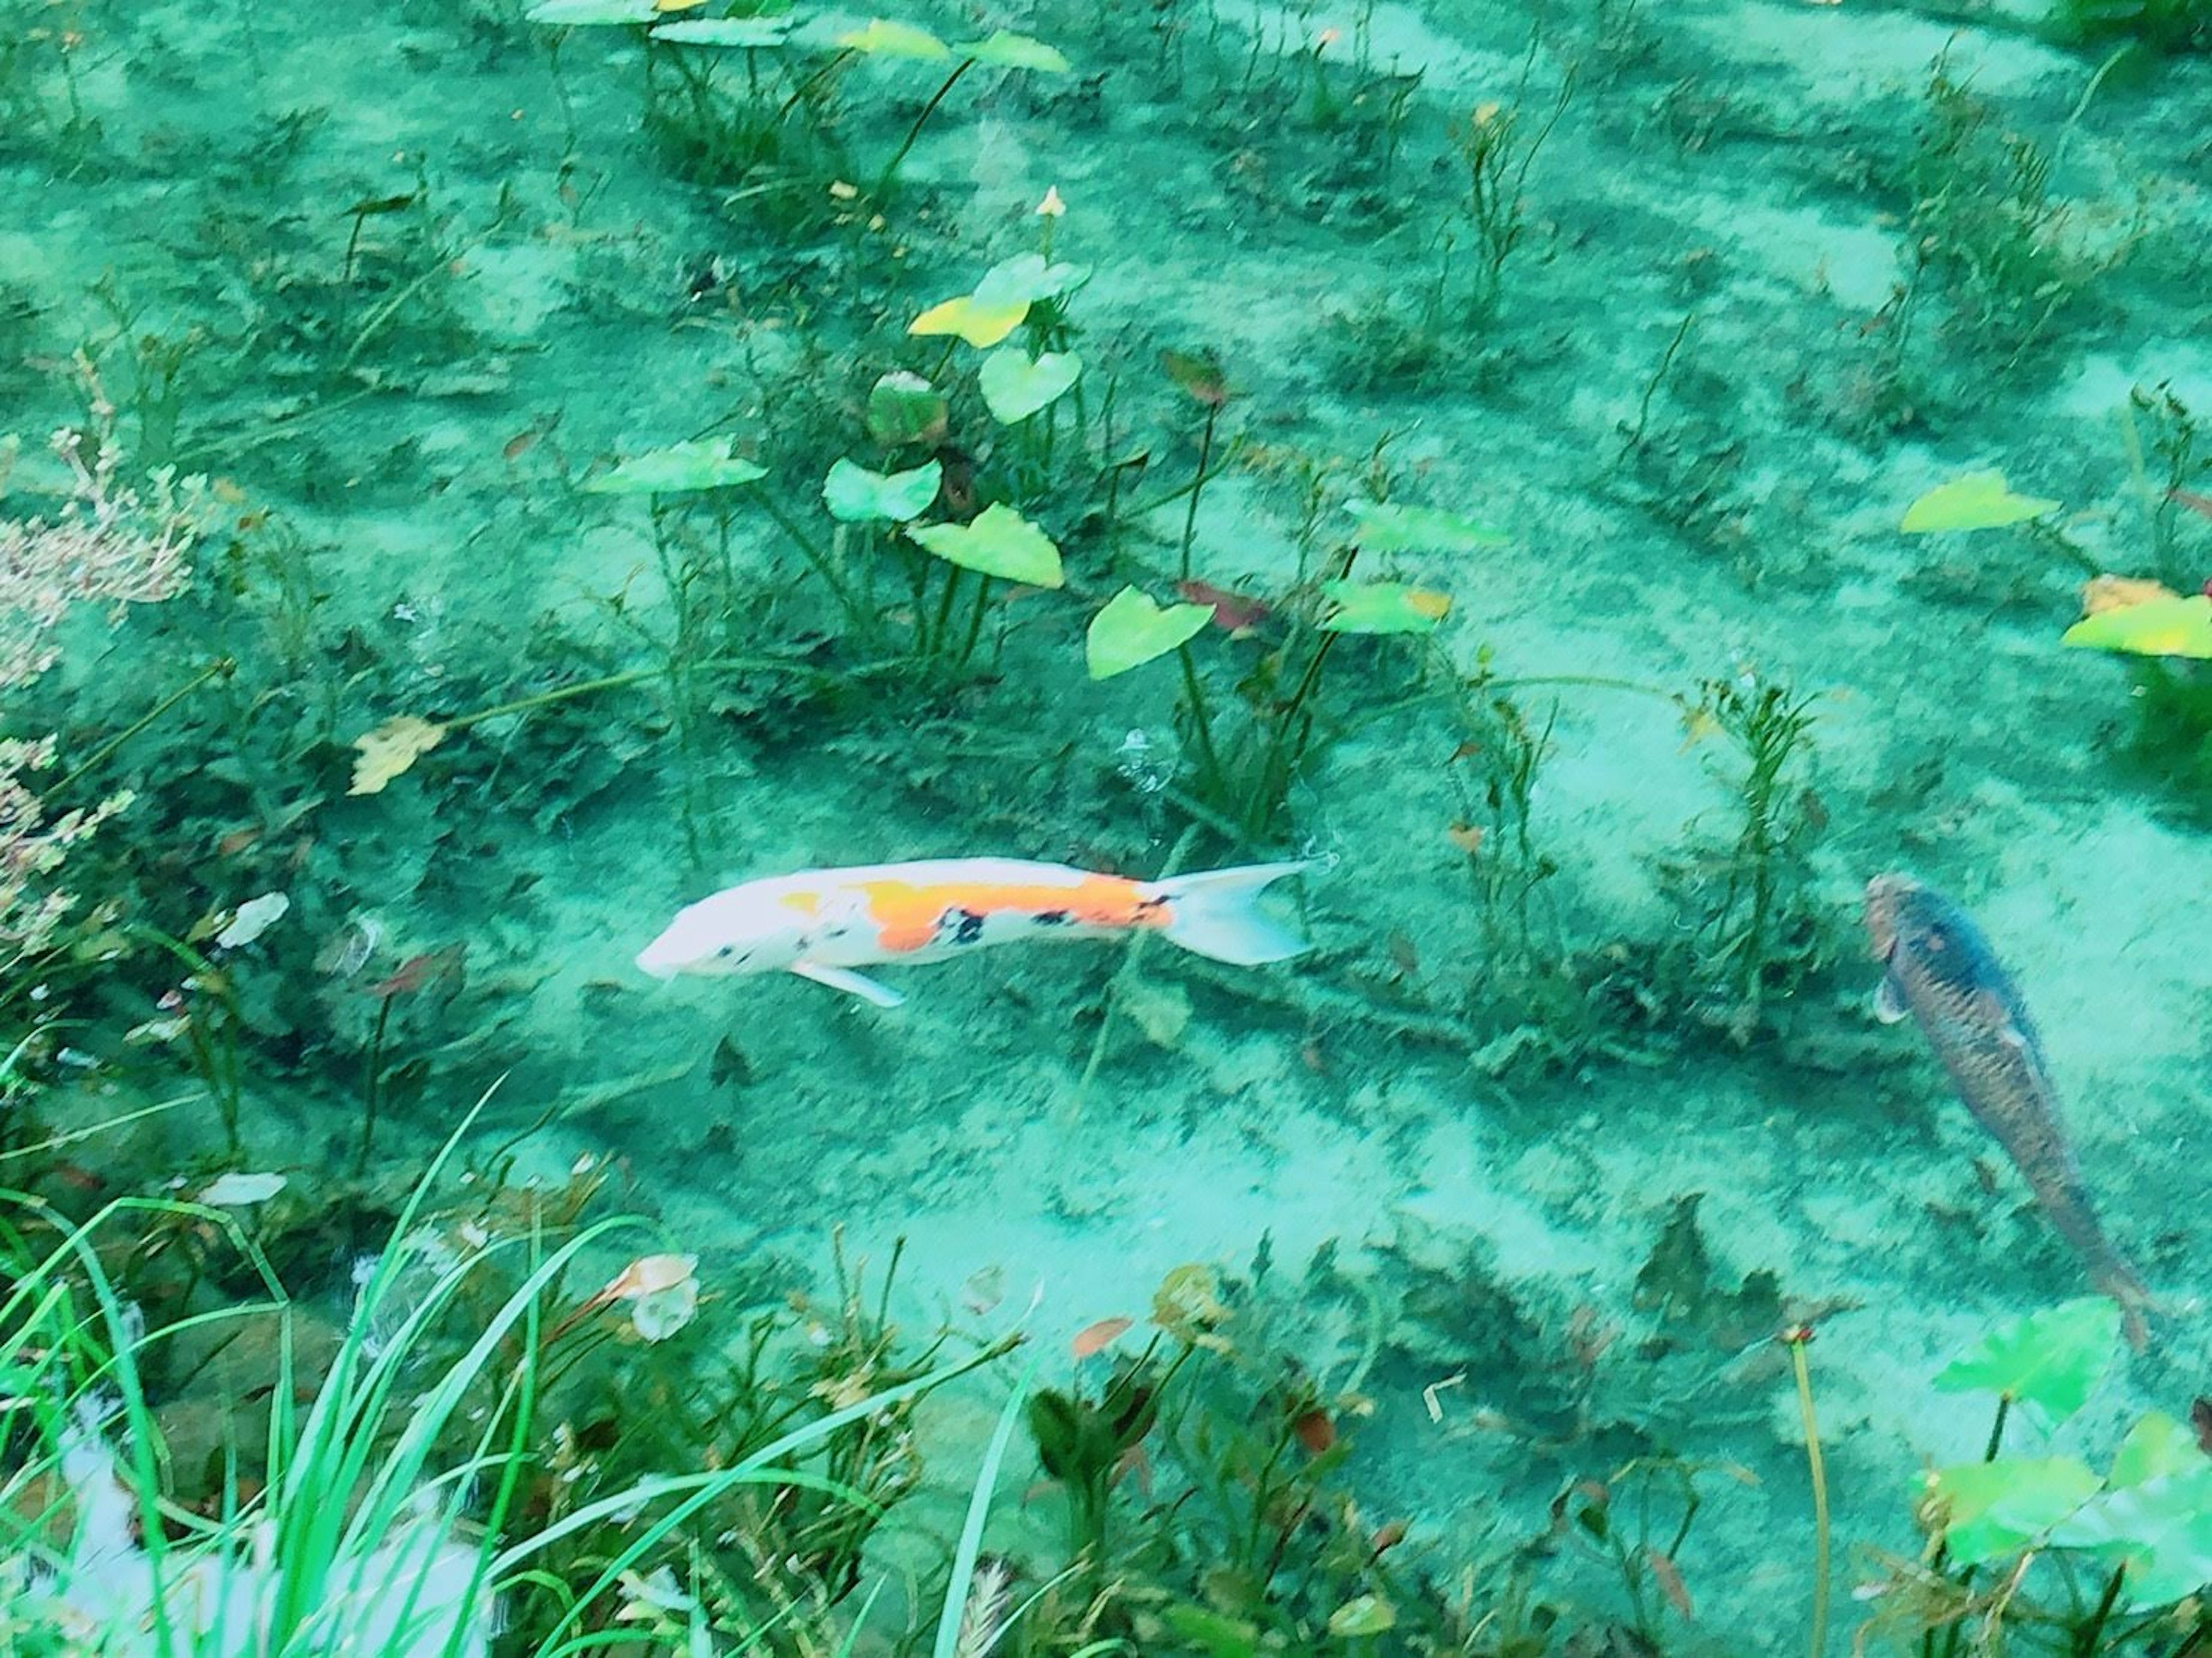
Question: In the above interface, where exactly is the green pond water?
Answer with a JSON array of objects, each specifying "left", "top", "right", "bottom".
[{"left": 5, "top": 0, "right": 2210, "bottom": 1647}]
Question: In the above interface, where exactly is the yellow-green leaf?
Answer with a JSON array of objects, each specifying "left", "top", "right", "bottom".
[
  {"left": 1900, "top": 470, "right": 2061, "bottom": 534},
  {"left": 2061, "top": 593, "right": 2212, "bottom": 659},
  {"left": 907, "top": 294, "right": 1029, "bottom": 348},
  {"left": 1086, "top": 586, "right": 1210, "bottom": 679},
  {"left": 905, "top": 503, "right": 1063, "bottom": 587},
  {"left": 350, "top": 716, "right": 448, "bottom": 796},
  {"left": 836, "top": 18, "right": 950, "bottom": 57}
]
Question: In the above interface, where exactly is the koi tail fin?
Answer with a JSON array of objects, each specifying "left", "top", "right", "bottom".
[{"left": 1151, "top": 860, "right": 1316, "bottom": 966}]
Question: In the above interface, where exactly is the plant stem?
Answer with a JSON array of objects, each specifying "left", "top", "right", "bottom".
[
  {"left": 1175, "top": 642, "right": 1226, "bottom": 809},
  {"left": 45, "top": 657, "right": 236, "bottom": 798},
  {"left": 358, "top": 993, "right": 394, "bottom": 1179},
  {"left": 1787, "top": 1332, "right": 1831, "bottom": 1658},
  {"left": 1179, "top": 403, "right": 1219, "bottom": 580},
  {"left": 2071, "top": 1564, "right": 2126, "bottom": 1657},
  {"left": 873, "top": 58, "right": 974, "bottom": 202}
]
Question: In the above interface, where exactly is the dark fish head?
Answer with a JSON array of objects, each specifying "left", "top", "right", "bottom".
[{"left": 1864, "top": 873, "right": 2008, "bottom": 1003}]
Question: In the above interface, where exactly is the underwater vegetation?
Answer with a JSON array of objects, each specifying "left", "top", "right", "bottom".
[{"left": 0, "top": 0, "right": 2206, "bottom": 1651}]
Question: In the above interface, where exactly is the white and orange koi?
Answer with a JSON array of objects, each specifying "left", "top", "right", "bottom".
[{"left": 636, "top": 857, "right": 1315, "bottom": 1008}]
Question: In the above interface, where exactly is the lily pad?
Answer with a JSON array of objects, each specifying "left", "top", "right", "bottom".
[
  {"left": 972, "top": 252, "right": 1090, "bottom": 309},
  {"left": 979, "top": 347, "right": 1081, "bottom": 423},
  {"left": 1926, "top": 1456, "right": 2101, "bottom": 1565},
  {"left": 823, "top": 457, "right": 942, "bottom": 523},
  {"left": 1086, "top": 585, "right": 1211, "bottom": 679},
  {"left": 525, "top": 0, "right": 656, "bottom": 23},
  {"left": 650, "top": 16, "right": 791, "bottom": 45},
  {"left": 1933, "top": 1297, "right": 2120, "bottom": 1424},
  {"left": 836, "top": 18, "right": 950, "bottom": 57},
  {"left": 906, "top": 503, "right": 1063, "bottom": 587},
  {"left": 582, "top": 437, "right": 767, "bottom": 495},
  {"left": 1319, "top": 579, "right": 1451, "bottom": 635},
  {"left": 865, "top": 370, "right": 949, "bottom": 445},
  {"left": 2061, "top": 593, "right": 2212, "bottom": 659},
  {"left": 1344, "top": 497, "right": 1509, "bottom": 553},
  {"left": 2048, "top": 1466, "right": 2212, "bottom": 1609},
  {"left": 955, "top": 29, "right": 1069, "bottom": 71},
  {"left": 1900, "top": 470, "right": 2062, "bottom": 534},
  {"left": 908, "top": 293, "right": 1029, "bottom": 349},
  {"left": 2109, "top": 1413, "right": 2212, "bottom": 1489}
]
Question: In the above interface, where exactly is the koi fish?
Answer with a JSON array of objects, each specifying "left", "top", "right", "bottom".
[
  {"left": 1864, "top": 873, "right": 2152, "bottom": 1348},
  {"left": 637, "top": 857, "right": 1315, "bottom": 1008}
]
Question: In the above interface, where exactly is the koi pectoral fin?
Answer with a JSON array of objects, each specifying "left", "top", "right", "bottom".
[
  {"left": 790, "top": 962, "right": 905, "bottom": 1008},
  {"left": 1874, "top": 964, "right": 1912, "bottom": 1023}
]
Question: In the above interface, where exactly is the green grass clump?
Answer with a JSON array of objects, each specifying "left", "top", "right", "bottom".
[{"left": 2046, "top": 0, "right": 2212, "bottom": 52}]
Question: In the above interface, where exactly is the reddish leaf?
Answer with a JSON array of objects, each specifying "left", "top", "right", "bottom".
[
  {"left": 1176, "top": 579, "right": 1269, "bottom": 634},
  {"left": 1071, "top": 1316, "right": 1134, "bottom": 1359},
  {"left": 2168, "top": 487, "right": 2212, "bottom": 522},
  {"left": 1292, "top": 1408, "right": 1336, "bottom": 1454},
  {"left": 1646, "top": 1547, "right": 1695, "bottom": 1619}
]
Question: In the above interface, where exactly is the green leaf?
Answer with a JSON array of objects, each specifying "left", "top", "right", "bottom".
[
  {"left": 1326, "top": 1594, "right": 1399, "bottom": 1636},
  {"left": 1086, "top": 586, "right": 1211, "bottom": 680},
  {"left": 1899, "top": 470, "right": 2062, "bottom": 533},
  {"left": 525, "top": 0, "right": 657, "bottom": 24},
  {"left": 908, "top": 294, "right": 1029, "bottom": 349},
  {"left": 582, "top": 438, "right": 767, "bottom": 495},
  {"left": 1344, "top": 498, "right": 1509, "bottom": 553},
  {"left": 2048, "top": 1467, "right": 2212, "bottom": 1609},
  {"left": 1933, "top": 1299, "right": 2122, "bottom": 1422},
  {"left": 906, "top": 504, "right": 1063, "bottom": 587},
  {"left": 1925, "top": 1456, "right": 2101, "bottom": 1565},
  {"left": 1318, "top": 579, "right": 1450, "bottom": 635},
  {"left": 1156, "top": 1604, "right": 1260, "bottom": 1658},
  {"left": 2061, "top": 594, "right": 2212, "bottom": 659},
  {"left": 650, "top": 17, "right": 792, "bottom": 46},
  {"left": 823, "top": 458, "right": 941, "bottom": 523},
  {"left": 972, "top": 252, "right": 1091, "bottom": 309},
  {"left": 837, "top": 18, "right": 952, "bottom": 57},
  {"left": 2108, "top": 1413, "right": 2212, "bottom": 1489},
  {"left": 865, "top": 371, "right": 949, "bottom": 446},
  {"left": 979, "top": 348, "right": 1081, "bottom": 423},
  {"left": 955, "top": 29, "right": 1069, "bottom": 70}
]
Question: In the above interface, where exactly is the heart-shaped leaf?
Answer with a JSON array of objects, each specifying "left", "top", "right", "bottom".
[
  {"left": 1086, "top": 586, "right": 1211, "bottom": 679},
  {"left": 1326, "top": 1596, "right": 1398, "bottom": 1637},
  {"left": 583, "top": 437, "right": 767, "bottom": 495},
  {"left": 972, "top": 252, "right": 1090, "bottom": 308},
  {"left": 1925, "top": 1456, "right": 2101, "bottom": 1565},
  {"left": 650, "top": 16, "right": 791, "bottom": 45},
  {"left": 906, "top": 503, "right": 1063, "bottom": 587},
  {"left": 1933, "top": 1298, "right": 2120, "bottom": 1423},
  {"left": 836, "top": 18, "right": 951, "bottom": 57},
  {"left": 908, "top": 294, "right": 1029, "bottom": 349},
  {"left": 2047, "top": 1467, "right": 2212, "bottom": 1610},
  {"left": 1900, "top": 470, "right": 2062, "bottom": 533},
  {"left": 865, "top": 370, "right": 949, "bottom": 445},
  {"left": 350, "top": 715, "right": 448, "bottom": 796},
  {"left": 823, "top": 457, "right": 941, "bottom": 523},
  {"left": 1345, "top": 498, "right": 1509, "bottom": 553},
  {"left": 1319, "top": 579, "right": 1450, "bottom": 635},
  {"left": 2061, "top": 593, "right": 2212, "bottom": 659},
  {"left": 526, "top": 0, "right": 656, "bottom": 24},
  {"left": 955, "top": 29, "right": 1069, "bottom": 70},
  {"left": 2108, "top": 1413, "right": 2212, "bottom": 1489},
  {"left": 979, "top": 348, "right": 1081, "bottom": 423}
]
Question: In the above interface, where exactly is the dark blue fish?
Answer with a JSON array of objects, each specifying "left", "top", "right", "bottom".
[{"left": 1864, "top": 874, "right": 2151, "bottom": 1349}]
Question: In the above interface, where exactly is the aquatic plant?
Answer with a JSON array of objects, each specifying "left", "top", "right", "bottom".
[
  {"left": 1678, "top": 671, "right": 1825, "bottom": 1040},
  {"left": 1902, "top": 56, "right": 2130, "bottom": 374},
  {"left": 1, "top": 1107, "right": 1015, "bottom": 1656},
  {"left": 1859, "top": 1300, "right": 2212, "bottom": 1653},
  {"left": 2045, "top": 0, "right": 2212, "bottom": 54}
]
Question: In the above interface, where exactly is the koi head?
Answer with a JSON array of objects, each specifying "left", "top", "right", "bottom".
[
  {"left": 1865, "top": 872, "right": 2011, "bottom": 1008},
  {"left": 636, "top": 883, "right": 819, "bottom": 981}
]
